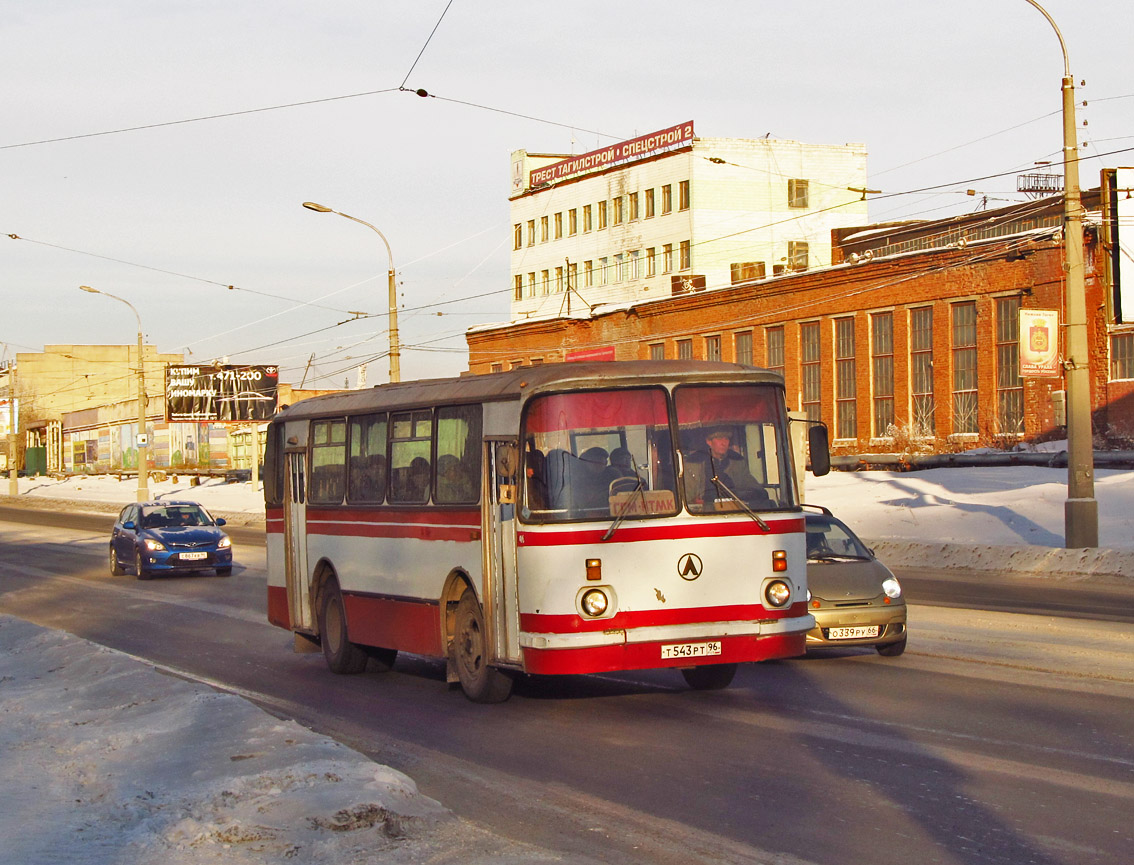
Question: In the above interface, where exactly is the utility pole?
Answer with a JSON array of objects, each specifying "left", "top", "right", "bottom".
[{"left": 7, "top": 361, "right": 17, "bottom": 497}]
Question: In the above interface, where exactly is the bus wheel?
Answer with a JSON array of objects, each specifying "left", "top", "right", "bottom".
[
  {"left": 453, "top": 588, "right": 513, "bottom": 703},
  {"left": 681, "top": 663, "right": 737, "bottom": 691},
  {"left": 319, "top": 579, "right": 368, "bottom": 674}
]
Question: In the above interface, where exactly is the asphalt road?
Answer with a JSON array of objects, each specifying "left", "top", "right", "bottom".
[
  {"left": 3, "top": 502, "right": 1127, "bottom": 623},
  {"left": 1, "top": 506, "right": 1131, "bottom": 865}
]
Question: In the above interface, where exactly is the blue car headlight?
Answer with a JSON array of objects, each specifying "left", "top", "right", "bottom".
[
  {"left": 143, "top": 538, "right": 166, "bottom": 551},
  {"left": 217, "top": 536, "right": 231, "bottom": 549}
]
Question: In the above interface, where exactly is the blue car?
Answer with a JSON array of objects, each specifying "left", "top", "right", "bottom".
[{"left": 110, "top": 501, "right": 233, "bottom": 579}]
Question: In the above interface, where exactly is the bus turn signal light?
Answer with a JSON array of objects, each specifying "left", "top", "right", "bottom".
[
  {"left": 772, "top": 550, "right": 787, "bottom": 572},
  {"left": 586, "top": 558, "right": 602, "bottom": 581}
]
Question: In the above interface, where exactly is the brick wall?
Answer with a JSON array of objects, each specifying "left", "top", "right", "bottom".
[{"left": 469, "top": 228, "right": 1131, "bottom": 453}]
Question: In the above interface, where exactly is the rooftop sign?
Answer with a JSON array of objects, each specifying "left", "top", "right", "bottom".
[{"left": 529, "top": 121, "right": 694, "bottom": 188}]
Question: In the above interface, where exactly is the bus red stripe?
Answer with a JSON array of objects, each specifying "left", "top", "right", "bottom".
[
  {"left": 306, "top": 521, "right": 481, "bottom": 542},
  {"left": 518, "top": 516, "right": 803, "bottom": 547},
  {"left": 521, "top": 601, "right": 806, "bottom": 634},
  {"left": 521, "top": 631, "right": 805, "bottom": 675}
]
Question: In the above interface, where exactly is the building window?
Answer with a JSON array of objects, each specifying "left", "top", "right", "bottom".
[
  {"left": 540, "top": 270, "right": 550, "bottom": 295},
  {"left": 513, "top": 274, "right": 523, "bottom": 301},
  {"left": 646, "top": 247, "right": 656, "bottom": 277},
  {"left": 598, "top": 200, "right": 608, "bottom": 229},
  {"left": 996, "top": 296, "right": 1023, "bottom": 435},
  {"left": 662, "top": 184, "right": 672, "bottom": 214},
  {"left": 663, "top": 243, "right": 674, "bottom": 273},
  {"left": 526, "top": 220, "right": 535, "bottom": 247},
  {"left": 491, "top": 363, "right": 503, "bottom": 373},
  {"left": 1113, "top": 332, "right": 1134, "bottom": 379},
  {"left": 730, "top": 262, "right": 766, "bottom": 284},
  {"left": 628, "top": 192, "right": 639, "bottom": 221},
  {"left": 788, "top": 179, "right": 809, "bottom": 208},
  {"left": 629, "top": 249, "right": 640, "bottom": 280},
  {"left": 613, "top": 196, "right": 623, "bottom": 225},
  {"left": 584, "top": 260, "right": 594, "bottom": 286},
  {"left": 569, "top": 208, "right": 577, "bottom": 236},
  {"left": 513, "top": 223, "right": 522, "bottom": 250},
  {"left": 614, "top": 253, "right": 625, "bottom": 282},
  {"left": 583, "top": 204, "right": 592, "bottom": 232},
  {"left": 679, "top": 180, "right": 690, "bottom": 210},
  {"left": 952, "top": 301, "right": 978, "bottom": 435},
  {"left": 705, "top": 335, "right": 721, "bottom": 362},
  {"left": 872, "top": 312, "right": 894, "bottom": 437},
  {"left": 650, "top": 343, "right": 665, "bottom": 360},
  {"left": 788, "top": 241, "right": 809, "bottom": 272},
  {"left": 910, "top": 306, "right": 935, "bottom": 436},
  {"left": 555, "top": 266, "right": 564, "bottom": 293},
  {"left": 527, "top": 272, "right": 536, "bottom": 298},
  {"left": 730, "top": 331, "right": 752, "bottom": 366},
  {"left": 835, "top": 317, "right": 856, "bottom": 440},
  {"left": 764, "top": 326, "right": 783, "bottom": 375},
  {"left": 598, "top": 257, "right": 608, "bottom": 285},
  {"left": 554, "top": 212, "right": 563, "bottom": 240},
  {"left": 645, "top": 188, "right": 655, "bottom": 218},
  {"left": 677, "top": 338, "right": 693, "bottom": 360},
  {"left": 679, "top": 240, "right": 691, "bottom": 270},
  {"left": 801, "top": 321, "right": 821, "bottom": 422},
  {"left": 568, "top": 262, "right": 578, "bottom": 291},
  {"left": 540, "top": 216, "right": 549, "bottom": 243}
]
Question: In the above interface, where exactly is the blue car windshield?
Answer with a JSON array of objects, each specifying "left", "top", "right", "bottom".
[{"left": 140, "top": 506, "right": 209, "bottom": 528}]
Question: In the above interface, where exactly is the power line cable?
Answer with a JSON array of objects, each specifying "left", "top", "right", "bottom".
[{"left": 399, "top": 0, "right": 455, "bottom": 89}]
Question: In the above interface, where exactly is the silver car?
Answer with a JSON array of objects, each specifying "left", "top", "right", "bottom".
[{"left": 803, "top": 506, "right": 907, "bottom": 656}]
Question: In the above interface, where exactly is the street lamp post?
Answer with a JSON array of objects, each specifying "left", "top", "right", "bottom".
[
  {"left": 1023, "top": 0, "right": 1098, "bottom": 548},
  {"left": 80, "top": 286, "right": 149, "bottom": 502},
  {"left": 302, "top": 201, "right": 401, "bottom": 383}
]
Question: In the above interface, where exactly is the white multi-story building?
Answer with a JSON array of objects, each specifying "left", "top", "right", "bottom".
[{"left": 508, "top": 121, "right": 869, "bottom": 322}]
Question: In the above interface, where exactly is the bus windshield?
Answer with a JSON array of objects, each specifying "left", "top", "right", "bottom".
[
  {"left": 674, "top": 384, "right": 795, "bottom": 514},
  {"left": 521, "top": 387, "right": 677, "bottom": 522}
]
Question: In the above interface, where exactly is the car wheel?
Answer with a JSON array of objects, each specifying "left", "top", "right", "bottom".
[
  {"left": 452, "top": 588, "right": 513, "bottom": 703},
  {"left": 318, "top": 578, "right": 368, "bottom": 674},
  {"left": 135, "top": 549, "right": 152, "bottom": 580},
  {"left": 215, "top": 566, "right": 233, "bottom": 577},
  {"left": 876, "top": 636, "right": 907, "bottom": 657},
  {"left": 110, "top": 547, "right": 124, "bottom": 576},
  {"left": 681, "top": 663, "right": 738, "bottom": 690}
]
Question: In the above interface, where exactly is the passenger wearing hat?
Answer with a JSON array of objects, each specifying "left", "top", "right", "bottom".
[{"left": 683, "top": 424, "right": 768, "bottom": 511}]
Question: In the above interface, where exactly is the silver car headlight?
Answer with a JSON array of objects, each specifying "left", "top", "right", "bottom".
[{"left": 882, "top": 577, "right": 902, "bottom": 599}]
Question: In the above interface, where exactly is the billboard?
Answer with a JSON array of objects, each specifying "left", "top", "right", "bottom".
[
  {"left": 165, "top": 365, "right": 279, "bottom": 423},
  {"left": 528, "top": 121, "right": 695, "bottom": 188},
  {"left": 1019, "top": 310, "right": 1060, "bottom": 378}
]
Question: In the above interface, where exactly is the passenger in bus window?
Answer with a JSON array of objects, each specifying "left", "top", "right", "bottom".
[
  {"left": 406, "top": 456, "right": 431, "bottom": 502},
  {"left": 525, "top": 449, "right": 548, "bottom": 510},
  {"left": 684, "top": 426, "right": 768, "bottom": 510},
  {"left": 577, "top": 447, "right": 615, "bottom": 511},
  {"left": 436, "top": 454, "right": 475, "bottom": 503}
]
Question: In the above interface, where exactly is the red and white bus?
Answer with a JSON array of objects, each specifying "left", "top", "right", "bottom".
[{"left": 264, "top": 360, "right": 829, "bottom": 702}]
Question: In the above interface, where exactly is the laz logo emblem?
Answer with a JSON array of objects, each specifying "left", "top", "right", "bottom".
[{"left": 677, "top": 553, "right": 703, "bottom": 580}]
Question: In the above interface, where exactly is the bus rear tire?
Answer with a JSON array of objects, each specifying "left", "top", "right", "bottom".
[
  {"left": 453, "top": 588, "right": 513, "bottom": 703},
  {"left": 681, "top": 662, "right": 737, "bottom": 690},
  {"left": 319, "top": 579, "right": 369, "bottom": 675}
]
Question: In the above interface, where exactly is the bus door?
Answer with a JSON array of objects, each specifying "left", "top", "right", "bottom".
[
  {"left": 283, "top": 448, "right": 314, "bottom": 632},
  {"left": 482, "top": 439, "right": 521, "bottom": 664}
]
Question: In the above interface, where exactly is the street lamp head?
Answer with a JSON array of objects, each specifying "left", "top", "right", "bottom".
[
  {"left": 302, "top": 201, "right": 333, "bottom": 213},
  {"left": 79, "top": 285, "right": 99, "bottom": 294}
]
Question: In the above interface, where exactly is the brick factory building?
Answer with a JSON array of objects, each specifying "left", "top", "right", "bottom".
[{"left": 469, "top": 170, "right": 1134, "bottom": 455}]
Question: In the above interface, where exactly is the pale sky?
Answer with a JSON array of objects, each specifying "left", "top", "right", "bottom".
[{"left": 4, "top": 0, "right": 1132, "bottom": 392}]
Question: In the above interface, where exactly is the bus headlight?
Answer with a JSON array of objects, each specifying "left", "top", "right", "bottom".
[
  {"left": 764, "top": 580, "right": 792, "bottom": 608},
  {"left": 580, "top": 588, "right": 610, "bottom": 618}
]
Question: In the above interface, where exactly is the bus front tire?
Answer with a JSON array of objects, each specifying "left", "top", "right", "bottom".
[
  {"left": 681, "top": 662, "right": 737, "bottom": 690},
  {"left": 319, "top": 580, "right": 369, "bottom": 674},
  {"left": 453, "top": 588, "right": 513, "bottom": 703}
]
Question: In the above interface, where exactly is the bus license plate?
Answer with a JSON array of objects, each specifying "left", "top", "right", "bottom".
[
  {"left": 828, "top": 626, "right": 879, "bottom": 639},
  {"left": 180, "top": 552, "right": 208, "bottom": 561},
  {"left": 661, "top": 641, "right": 722, "bottom": 660}
]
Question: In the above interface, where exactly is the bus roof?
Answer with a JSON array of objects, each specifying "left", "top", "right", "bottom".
[{"left": 271, "top": 360, "right": 783, "bottom": 422}]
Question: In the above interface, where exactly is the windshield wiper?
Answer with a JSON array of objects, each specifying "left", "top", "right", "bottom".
[
  {"left": 710, "top": 474, "right": 770, "bottom": 532},
  {"left": 602, "top": 474, "right": 645, "bottom": 542}
]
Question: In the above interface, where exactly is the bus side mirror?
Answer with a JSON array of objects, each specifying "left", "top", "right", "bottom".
[{"left": 808, "top": 424, "right": 830, "bottom": 477}]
